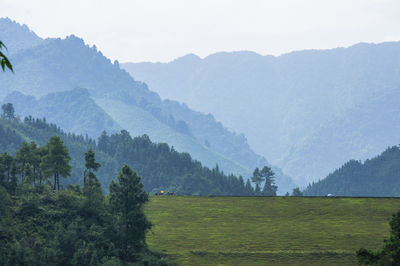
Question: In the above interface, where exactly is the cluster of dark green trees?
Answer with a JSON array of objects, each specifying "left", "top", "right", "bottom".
[
  {"left": 0, "top": 108, "right": 273, "bottom": 196},
  {"left": 0, "top": 138, "right": 167, "bottom": 265},
  {"left": 0, "top": 138, "right": 69, "bottom": 193},
  {"left": 250, "top": 166, "right": 278, "bottom": 196}
]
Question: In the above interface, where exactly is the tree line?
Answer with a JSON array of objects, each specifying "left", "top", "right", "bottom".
[{"left": 0, "top": 105, "right": 279, "bottom": 196}]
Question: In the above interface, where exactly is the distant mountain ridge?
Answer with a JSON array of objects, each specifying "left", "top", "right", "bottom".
[
  {"left": 4, "top": 89, "right": 121, "bottom": 137},
  {"left": 304, "top": 146, "right": 400, "bottom": 196},
  {"left": 0, "top": 17, "right": 295, "bottom": 193},
  {"left": 123, "top": 42, "right": 400, "bottom": 185}
]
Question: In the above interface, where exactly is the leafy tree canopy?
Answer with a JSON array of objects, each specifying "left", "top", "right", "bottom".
[{"left": 0, "top": 41, "right": 13, "bottom": 72}]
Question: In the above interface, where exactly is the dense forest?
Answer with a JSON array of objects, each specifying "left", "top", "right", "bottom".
[
  {"left": 303, "top": 146, "right": 400, "bottom": 197},
  {"left": 0, "top": 104, "right": 278, "bottom": 196},
  {"left": 0, "top": 140, "right": 167, "bottom": 265}
]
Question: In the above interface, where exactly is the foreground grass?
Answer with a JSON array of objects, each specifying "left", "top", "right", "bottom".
[{"left": 145, "top": 196, "right": 400, "bottom": 265}]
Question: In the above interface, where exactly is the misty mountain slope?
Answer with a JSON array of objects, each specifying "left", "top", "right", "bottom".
[
  {"left": 303, "top": 145, "right": 400, "bottom": 196},
  {"left": 94, "top": 97, "right": 251, "bottom": 178},
  {"left": 0, "top": 18, "right": 296, "bottom": 190},
  {"left": 3, "top": 89, "right": 121, "bottom": 137},
  {"left": 281, "top": 87, "right": 400, "bottom": 183},
  {"left": 123, "top": 42, "right": 400, "bottom": 184}
]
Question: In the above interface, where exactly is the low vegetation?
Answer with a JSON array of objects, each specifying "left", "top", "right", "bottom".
[{"left": 145, "top": 196, "right": 400, "bottom": 265}]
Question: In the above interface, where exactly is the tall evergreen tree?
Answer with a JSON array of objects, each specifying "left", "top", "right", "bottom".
[
  {"left": 0, "top": 152, "right": 13, "bottom": 188},
  {"left": 245, "top": 179, "right": 253, "bottom": 195},
  {"left": 84, "top": 149, "right": 100, "bottom": 184},
  {"left": 82, "top": 149, "right": 104, "bottom": 223},
  {"left": 260, "top": 166, "right": 277, "bottom": 196},
  {"left": 40, "top": 136, "right": 71, "bottom": 190},
  {"left": 109, "top": 165, "right": 151, "bottom": 262},
  {"left": 251, "top": 167, "right": 263, "bottom": 187}
]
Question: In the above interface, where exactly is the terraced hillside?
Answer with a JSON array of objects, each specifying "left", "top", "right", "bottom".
[{"left": 145, "top": 196, "right": 400, "bottom": 265}]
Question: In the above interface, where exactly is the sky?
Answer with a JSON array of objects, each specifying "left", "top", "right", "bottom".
[{"left": 1, "top": 0, "right": 400, "bottom": 63}]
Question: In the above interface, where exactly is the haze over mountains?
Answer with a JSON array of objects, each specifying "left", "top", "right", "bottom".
[
  {"left": 0, "top": 18, "right": 297, "bottom": 193},
  {"left": 123, "top": 43, "right": 400, "bottom": 185}
]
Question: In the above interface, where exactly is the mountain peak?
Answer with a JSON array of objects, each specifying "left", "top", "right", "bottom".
[
  {"left": 0, "top": 17, "right": 42, "bottom": 53},
  {"left": 172, "top": 53, "right": 201, "bottom": 64}
]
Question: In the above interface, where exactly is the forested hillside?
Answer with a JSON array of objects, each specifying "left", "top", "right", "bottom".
[
  {"left": 123, "top": 42, "right": 400, "bottom": 186},
  {"left": 0, "top": 115, "right": 258, "bottom": 195},
  {"left": 4, "top": 89, "right": 121, "bottom": 138},
  {"left": 0, "top": 18, "right": 296, "bottom": 192},
  {"left": 303, "top": 146, "right": 400, "bottom": 196}
]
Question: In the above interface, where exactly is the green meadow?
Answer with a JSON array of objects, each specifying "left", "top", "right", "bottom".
[{"left": 145, "top": 196, "right": 400, "bottom": 265}]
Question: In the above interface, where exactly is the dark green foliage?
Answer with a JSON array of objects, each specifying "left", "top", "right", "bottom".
[
  {"left": 0, "top": 145, "right": 167, "bottom": 265},
  {"left": 0, "top": 41, "right": 13, "bottom": 72},
  {"left": 251, "top": 166, "right": 277, "bottom": 196},
  {"left": 41, "top": 136, "right": 71, "bottom": 190},
  {"left": 291, "top": 187, "right": 303, "bottom": 196},
  {"left": 109, "top": 165, "right": 151, "bottom": 262},
  {"left": 357, "top": 210, "right": 400, "bottom": 265},
  {"left": 1, "top": 103, "right": 15, "bottom": 119},
  {"left": 93, "top": 129, "right": 257, "bottom": 196},
  {"left": 251, "top": 168, "right": 262, "bottom": 187},
  {"left": 0, "top": 116, "right": 255, "bottom": 195},
  {"left": 0, "top": 152, "right": 14, "bottom": 188},
  {"left": 304, "top": 146, "right": 400, "bottom": 196},
  {"left": 261, "top": 166, "right": 277, "bottom": 196},
  {"left": 85, "top": 149, "right": 100, "bottom": 172},
  {"left": 84, "top": 149, "right": 100, "bottom": 184}
]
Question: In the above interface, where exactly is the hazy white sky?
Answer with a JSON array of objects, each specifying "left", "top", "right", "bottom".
[{"left": 1, "top": 0, "right": 400, "bottom": 62}]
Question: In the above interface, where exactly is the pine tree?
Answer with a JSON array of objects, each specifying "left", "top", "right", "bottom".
[
  {"left": 82, "top": 149, "right": 104, "bottom": 223},
  {"left": 0, "top": 152, "right": 13, "bottom": 186},
  {"left": 15, "top": 142, "right": 41, "bottom": 183},
  {"left": 251, "top": 167, "right": 263, "bottom": 187},
  {"left": 84, "top": 149, "right": 100, "bottom": 184},
  {"left": 40, "top": 136, "right": 71, "bottom": 190},
  {"left": 245, "top": 179, "right": 253, "bottom": 195},
  {"left": 260, "top": 166, "right": 277, "bottom": 196},
  {"left": 109, "top": 165, "right": 151, "bottom": 262}
]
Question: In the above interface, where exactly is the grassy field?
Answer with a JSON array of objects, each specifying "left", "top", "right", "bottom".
[{"left": 145, "top": 196, "right": 400, "bottom": 265}]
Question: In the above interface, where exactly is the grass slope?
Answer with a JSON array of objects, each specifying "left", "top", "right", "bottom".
[{"left": 145, "top": 196, "right": 400, "bottom": 265}]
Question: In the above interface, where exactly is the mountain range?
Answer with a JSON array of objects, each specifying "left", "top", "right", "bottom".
[
  {"left": 123, "top": 42, "right": 400, "bottom": 186},
  {"left": 0, "top": 18, "right": 296, "bottom": 193}
]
